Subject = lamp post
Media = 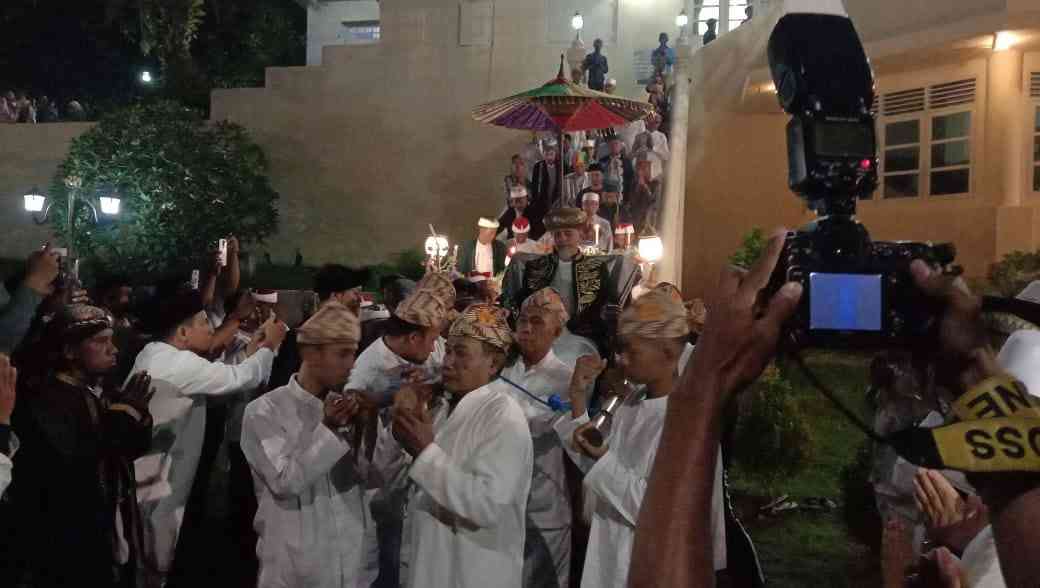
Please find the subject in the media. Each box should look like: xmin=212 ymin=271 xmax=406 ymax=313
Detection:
xmin=638 ymin=229 xmax=664 ymax=286
xmin=423 ymin=225 xmax=456 ymax=274
xmin=23 ymin=177 xmax=121 ymax=259
xmin=567 ymin=11 xmax=587 ymax=83
xmin=676 ymin=10 xmax=690 ymax=44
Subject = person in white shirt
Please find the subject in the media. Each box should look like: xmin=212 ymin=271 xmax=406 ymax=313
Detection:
xmin=580 ymin=192 xmax=614 ymax=253
xmin=499 ymin=288 xmax=576 ymax=588
xmin=347 ymin=284 xmax=453 ymax=586
xmin=130 ymin=289 xmax=287 ymax=587
xmin=241 ymin=300 xmax=377 ymax=588
xmin=458 ymin=217 xmax=508 ymax=279
xmin=633 ymin=116 xmax=670 ymax=181
xmin=392 ymin=304 xmax=534 ymax=588
xmin=555 ymin=290 xmax=726 ymax=587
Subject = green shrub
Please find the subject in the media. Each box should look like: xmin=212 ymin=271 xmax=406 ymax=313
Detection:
xmin=987 ymin=250 xmax=1040 ymax=297
xmin=730 ymin=228 xmax=767 ymax=269
xmin=49 ymin=100 xmax=279 ymax=276
xmin=839 ymin=440 xmax=882 ymax=553
xmin=731 ymin=365 xmax=814 ymax=492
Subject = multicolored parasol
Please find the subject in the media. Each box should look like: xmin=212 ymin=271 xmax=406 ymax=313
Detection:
xmin=473 ymin=56 xmax=656 ymax=207
xmin=472 ymin=57 xmax=655 ymax=133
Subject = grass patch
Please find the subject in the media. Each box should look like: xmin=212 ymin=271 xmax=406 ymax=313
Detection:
xmin=731 ymin=351 xmax=880 ymax=587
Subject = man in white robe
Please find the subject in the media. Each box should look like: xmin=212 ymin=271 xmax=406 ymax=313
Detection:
xmin=392 ymin=304 xmax=533 ymax=588
xmin=555 ymin=290 xmax=726 ymax=587
xmin=499 ymin=288 xmax=576 ymax=588
xmin=241 ymin=300 xmax=377 ymax=588
xmin=346 ymin=283 xmax=453 ymax=587
xmin=130 ymin=290 xmax=287 ymax=587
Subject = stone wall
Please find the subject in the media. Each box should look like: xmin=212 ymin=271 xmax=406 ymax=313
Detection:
xmin=212 ymin=0 xmax=688 ymax=268
xmin=0 ymin=123 xmax=93 ymax=260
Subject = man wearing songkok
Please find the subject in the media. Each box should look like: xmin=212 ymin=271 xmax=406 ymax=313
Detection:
xmin=510 ymin=216 xmax=544 ymax=256
xmin=393 ymin=304 xmax=533 ymax=587
xmin=531 ymin=139 xmax=563 ymax=221
xmin=580 ymin=192 xmax=614 ymax=253
xmin=632 ymin=114 xmax=670 ymax=181
xmin=240 ymin=301 xmax=377 ymax=588
xmin=599 ymin=136 xmax=634 ymax=197
xmin=269 ymin=264 xmax=367 ymax=390
xmin=457 ymin=217 xmax=509 ymax=279
xmin=499 ymin=288 xmax=577 ymax=587
xmin=625 ymin=155 xmax=661 ymax=236
xmin=503 ymin=208 xmax=628 ymax=355
xmin=577 ymin=162 xmax=606 ymax=204
xmin=349 ymin=284 xmax=453 ymax=587
xmin=12 ymin=305 xmax=154 ymax=588
xmin=498 ymin=185 xmax=539 ymax=242
xmin=598 ymin=178 xmax=624 ymax=229
xmin=562 ymin=152 xmax=590 ymax=210
xmin=555 ymin=290 xmax=727 ymax=587
xmin=130 ymin=289 xmax=288 ymax=587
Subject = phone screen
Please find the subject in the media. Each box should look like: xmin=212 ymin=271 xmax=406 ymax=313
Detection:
xmin=809 ymin=273 xmax=882 ymax=331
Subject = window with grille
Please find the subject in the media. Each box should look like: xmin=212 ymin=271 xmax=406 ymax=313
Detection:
xmin=1032 ymin=73 xmax=1040 ymax=192
xmin=727 ymin=0 xmax=749 ymax=32
xmin=694 ymin=0 xmax=721 ymax=36
xmin=873 ymin=78 xmax=976 ymax=199
xmin=1033 ymin=105 xmax=1040 ymax=192
xmin=343 ymin=21 xmax=380 ymax=42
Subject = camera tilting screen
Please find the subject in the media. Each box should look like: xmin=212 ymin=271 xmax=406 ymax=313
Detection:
xmin=809 ymin=273 xmax=882 ymax=332
xmin=813 ymin=121 xmax=875 ymax=159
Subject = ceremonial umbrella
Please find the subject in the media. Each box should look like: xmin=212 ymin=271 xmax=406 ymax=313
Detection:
xmin=472 ymin=56 xmax=656 ymax=201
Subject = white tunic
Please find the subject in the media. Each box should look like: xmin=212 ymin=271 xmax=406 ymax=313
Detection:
xmin=499 ymin=350 xmax=575 ymax=531
xmin=346 ymin=336 xmax=445 ymax=407
xmin=130 ymin=341 xmax=275 ymax=584
xmin=554 ymin=346 xmax=727 ymax=588
xmin=475 ymin=241 xmax=495 ymax=275
xmin=404 ymin=380 xmax=534 ymax=588
xmin=241 ymin=376 xmax=377 ymax=588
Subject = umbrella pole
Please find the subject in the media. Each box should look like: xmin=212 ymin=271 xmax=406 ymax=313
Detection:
xmin=558 ymin=129 xmax=565 ymax=208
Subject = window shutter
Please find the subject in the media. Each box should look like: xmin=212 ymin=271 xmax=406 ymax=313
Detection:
xmin=881 ymin=87 xmax=925 ymax=116
xmin=1031 ymin=72 xmax=1040 ymax=98
xmin=928 ymin=78 xmax=976 ymax=109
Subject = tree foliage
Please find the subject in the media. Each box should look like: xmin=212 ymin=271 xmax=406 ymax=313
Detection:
xmin=730 ymin=365 xmax=814 ymax=492
xmin=49 ymin=100 xmax=279 ymax=275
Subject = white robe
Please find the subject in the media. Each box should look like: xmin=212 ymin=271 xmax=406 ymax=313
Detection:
xmin=241 ymin=376 xmax=377 ymax=588
xmin=130 ymin=341 xmax=275 ymax=586
xmin=403 ymin=380 xmax=534 ymax=588
xmin=345 ymin=335 xmax=446 ymax=583
xmin=500 ymin=350 xmax=577 ymax=587
xmin=346 ymin=336 xmax=445 ymax=407
xmin=554 ymin=346 xmax=726 ymax=588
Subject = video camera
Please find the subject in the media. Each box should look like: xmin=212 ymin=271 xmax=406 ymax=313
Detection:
xmin=764 ymin=4 xmax=956 ymax=349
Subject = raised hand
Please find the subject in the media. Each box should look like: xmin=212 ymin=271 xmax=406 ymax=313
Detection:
xmin=568 ymin=354 xmax=606 ymax=417
xmin=0 ymin=354 xmax=17 ymax=425
xmin=119 ymin=372 xmax=155 ymax=418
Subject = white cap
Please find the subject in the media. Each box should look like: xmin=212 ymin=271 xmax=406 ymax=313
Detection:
xmin=998 ymin=330 xmax=1040 ymax=398
xmin=252 ymin=290 xmax=278 ymax=304
xmin=582 ymin=192 xmax=600 ymax=203
xmin=478 ymin=217 xmax=500 ymax=229
xmin=509 ymin=185 xmax=528 ymax=199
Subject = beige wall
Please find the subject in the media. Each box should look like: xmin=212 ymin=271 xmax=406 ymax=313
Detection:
xmin=679 ymin=1 xmax=1040 ymax=298
xmin=212 ymin=0 xmax=688 ymax=267
xmin=0 ymin=123 xmax=92 ymax=260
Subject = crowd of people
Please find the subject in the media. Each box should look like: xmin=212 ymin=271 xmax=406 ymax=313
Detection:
xmin=0 ymin=90 xmax=89 ymax=123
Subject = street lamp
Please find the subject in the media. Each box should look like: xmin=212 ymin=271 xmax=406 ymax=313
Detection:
xmin=23 ymin=178 xmax=122 ymax=259
xmin=571 ymin=11 xmax=584 ymax=42
xmin=638 ymin=228 xmax=664 ymax=286
xmin=141 ymin=70 xmax=154 ymax=84
xmin=23 ymin=187 xmax=45 ymax=212
xmin=677 ymin=9 xmax=690 ymax=44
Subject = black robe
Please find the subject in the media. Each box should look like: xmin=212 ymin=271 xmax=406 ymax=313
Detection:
xmin=11 ymin=374 xmax=152 ymax=588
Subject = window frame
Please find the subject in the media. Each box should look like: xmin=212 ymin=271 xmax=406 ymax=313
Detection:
xmin=878 ymin=114 xmax=923 ymax=200
xmin=1032 ymin=103 xmax=1040 ymax=194
xmin=873 ymin=103 xmax=976 ymax=200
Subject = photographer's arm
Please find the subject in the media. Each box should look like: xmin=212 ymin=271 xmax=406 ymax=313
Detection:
xmin=631 ymin=230 xmax=801 ymax=588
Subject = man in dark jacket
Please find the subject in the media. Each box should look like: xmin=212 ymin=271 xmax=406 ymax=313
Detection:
xmin=12 ymin=304 xmax=154 ymax=588
xmin=529 ymin=141 xmax=562 ymax=235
